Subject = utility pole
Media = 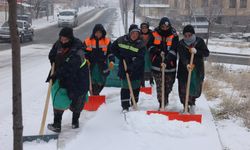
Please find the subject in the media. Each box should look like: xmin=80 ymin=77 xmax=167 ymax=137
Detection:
xmin=4 ymin=0 xmax=8 ymax=21
xmin=133 ymin=0 xmax=136 ymax=23
xmin=7 ymin=0 xmax=23 ymax=149
xmin=124 ymin=0 xmax=128 ymax=33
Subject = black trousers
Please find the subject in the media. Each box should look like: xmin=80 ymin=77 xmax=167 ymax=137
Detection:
xmin=92 ymin=84 xmax=104 ymax=95
xmin=120 ymin=88 xmax=140 ymax=110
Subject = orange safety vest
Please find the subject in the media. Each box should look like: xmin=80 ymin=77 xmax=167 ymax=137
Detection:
xmin=84 ymin=37 xmax=110 ymax=52
xmin=152 ymin=31 xmax=174 ymax=47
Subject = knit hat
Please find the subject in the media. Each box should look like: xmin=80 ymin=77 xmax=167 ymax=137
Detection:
xmin=140 ymin=22 xmax=149 ymax=29
xmin=129 ymin=24 xmax=140 ymax=33
xmin=92 ymin=24 xmax=106 ymax=38
xmin=59 ymin=27 xmax=74 ymax=40
xmin=183 ymin=25 xmax=195 ymax=34
xmin=159 ymin=17 xmax=171 ymax=27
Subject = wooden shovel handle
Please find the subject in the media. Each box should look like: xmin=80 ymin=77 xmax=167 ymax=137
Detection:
xmin=88 ymin=66 xmax=93 ymax=96
xmin=39 ymin=63 xmax=55 ymax=135
xmin=184 ymin=53 xmax=195 ymax=113
xmin=123 ymin=60 xmax=138 ymax=110
xmin=161 ymin=53 xmax=165 ymax=111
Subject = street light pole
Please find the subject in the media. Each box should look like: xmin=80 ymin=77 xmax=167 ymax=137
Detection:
xmin=133 ymin=0 xmax=135 ymax=23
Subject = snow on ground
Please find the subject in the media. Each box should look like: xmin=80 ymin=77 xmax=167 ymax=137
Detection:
xmin=208 ymin=38 xmax=250 ymax=55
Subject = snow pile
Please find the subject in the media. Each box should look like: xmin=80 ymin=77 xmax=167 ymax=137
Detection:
xmin=63 ymin=87 xmax=222 ymax=150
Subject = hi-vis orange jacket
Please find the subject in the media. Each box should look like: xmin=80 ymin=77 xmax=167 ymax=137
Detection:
xmin=83 ymin=37 xmax=115 ymax=70
xmin=150 ymin=28 xmax=179 ymax=72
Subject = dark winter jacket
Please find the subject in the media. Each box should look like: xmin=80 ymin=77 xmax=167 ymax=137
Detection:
xmin=111 ymin=35 xmax=146 ymax=80
xmin=150 ymin=27 xmax=179 ymax=73
xmin=141 ymin=29 xmax=154 ymax=49
xmin=177 ymin=36 xmax=210 ymax=83
xmin=48 ymin=37 xmax=89 ymax=101
xmin=82 ymin=24 xmax=115 ymax=76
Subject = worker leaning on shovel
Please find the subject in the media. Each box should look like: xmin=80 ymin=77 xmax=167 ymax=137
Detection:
xmin=150 ymin=17 xmax=179 ymax=110
xmin=46 ymin=27 xmax=89 ymax=133
xmin=82 ymin=24 xmax=115 ymax=95
xmin=177 ymin=25 xmax=210 ymax=114
xmin=111 ymin=24 xmax=146 ymax=112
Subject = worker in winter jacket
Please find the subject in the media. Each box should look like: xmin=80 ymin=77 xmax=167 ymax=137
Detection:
xmin=177 ymin=25 xmax=209 ymax=114
xmin=150 ymin=17 xmax=179 ymax=110
xmin=140 ymin=22 xmax=154 ymax=86
xmin=47 ymin=27 xmax=89 ymax=132
xmin=111 ymin=24 xmax=146 ymax=112
xmin=82 ymin=24 xmax=115 ymax=95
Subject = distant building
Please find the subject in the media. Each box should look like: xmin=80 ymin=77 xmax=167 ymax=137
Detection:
xmin=139 ymin=0 xmax=250 ymax=25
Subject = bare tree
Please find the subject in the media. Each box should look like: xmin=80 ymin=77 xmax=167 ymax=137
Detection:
xmin=7 ymin=0 xmax=23 ymax=150
xmin=203 ymin=0 xmax=222 ymax=45
xmin=30 ymin=0 xmax=46 ymax=19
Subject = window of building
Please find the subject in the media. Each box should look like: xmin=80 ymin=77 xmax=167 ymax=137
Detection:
xmin=185 ymin=0 xmax=190 ymax=9
xmin=229 ymin=0 xmax=236 ymax=8
xmin=240 ymin=0 xmax=247 ymax=8
xmin=174 ymin=0 xmax=178 ymax=8
xmin=202 ymin=0 xmax=208 ymax=7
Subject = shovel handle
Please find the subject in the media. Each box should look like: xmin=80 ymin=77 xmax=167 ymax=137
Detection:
xmin=123 ymin=60 xmax=138 ymax=110
xmin=39 ymin=63 xmax=55 ymax=135
xmin=160 ymin=53 xmax=165 ymax=111
xmin=88 ymin=66 xmax=93 ymax=96
xmin=184 ymin=52 xmax=195 ymax=113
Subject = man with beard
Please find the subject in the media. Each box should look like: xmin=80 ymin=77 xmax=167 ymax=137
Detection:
xmin=177 ymin=25 xmax=209 ymax=114
xmin=150 ymin=17 xmax=179 ymax=110
xmin=47 ymin=27 xmax=89 ymax=132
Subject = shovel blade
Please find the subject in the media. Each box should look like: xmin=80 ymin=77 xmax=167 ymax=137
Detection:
xmin=168 ymin=114 xmax=202 ymax=123
xmin=23 ymin=134 xmax=58 ymax=143
xmin=146 ymin=110 xmax=179 ymax=116
xmin=140 ymin=87 xmax=152 ymax=95
xmin=83 ymin=95 xmax=106 ymax=111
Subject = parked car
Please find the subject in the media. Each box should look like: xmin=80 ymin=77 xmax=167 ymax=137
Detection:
xmin=57 ymin=9 xmax=78 ymax=27
xmin=17 ymin=14 xmax=32 ymax=25
xmin=0 ymin=20 xmax=34 ymax=43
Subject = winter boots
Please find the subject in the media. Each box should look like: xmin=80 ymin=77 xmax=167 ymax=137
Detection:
xmin=47 ymin=111 xmax=63 ymax=133
xmin=72 ymin=112 xmax=80 ymax=129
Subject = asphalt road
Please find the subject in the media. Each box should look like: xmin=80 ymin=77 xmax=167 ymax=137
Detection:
xmin=0 ymin=8 xmax=116 ymax=51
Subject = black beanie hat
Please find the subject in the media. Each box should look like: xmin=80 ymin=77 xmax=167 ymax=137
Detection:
xmin=159 ymin=17 xmax=171 ymax=27
xmin=59 ymin=27 xmax=74 ymax=39
xmin=129 ymin=24 xmax=140 ymax=33
xmin=140 ymin=22 xmax=149 ymax=28
xmin=183 ymin=25 xmax=195 ymax=34
xmin=92 ymin=24 xmax=106 ymax=38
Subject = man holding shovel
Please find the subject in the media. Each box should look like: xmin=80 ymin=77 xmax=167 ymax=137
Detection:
xmin=111 ymin=24 xmax=146 ymax=112
xmin=150 ymin=17 xmax=179 ymax=110
xmin=177 ymin=25 xmax=210 ymax=114
xmin=46 ymin=27 xmax=89 ymax=132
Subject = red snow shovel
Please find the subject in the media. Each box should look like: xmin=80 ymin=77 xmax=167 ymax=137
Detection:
xmin=123 ymin=60 xmax=138 ymax=110
xmin=146 ymin=53 xmax=179 ymax=117
xmin=140 ymin=87 xmax=152 ymax=95
xmin=83 ymin=66 xmax=106 ymax=111
xmin=169 ymin=53 xmax=202 ymax=123
xmin=23 ymin=63 xmax=58 ymax=142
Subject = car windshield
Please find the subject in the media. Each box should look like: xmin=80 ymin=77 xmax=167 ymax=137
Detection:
xmin=17 ymin=22 xmax=23 ymax=28
xmin=1 ymin=22 xmax=23 ymax=28
xmin=59 ymin=11 xmax=74 ymax=16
